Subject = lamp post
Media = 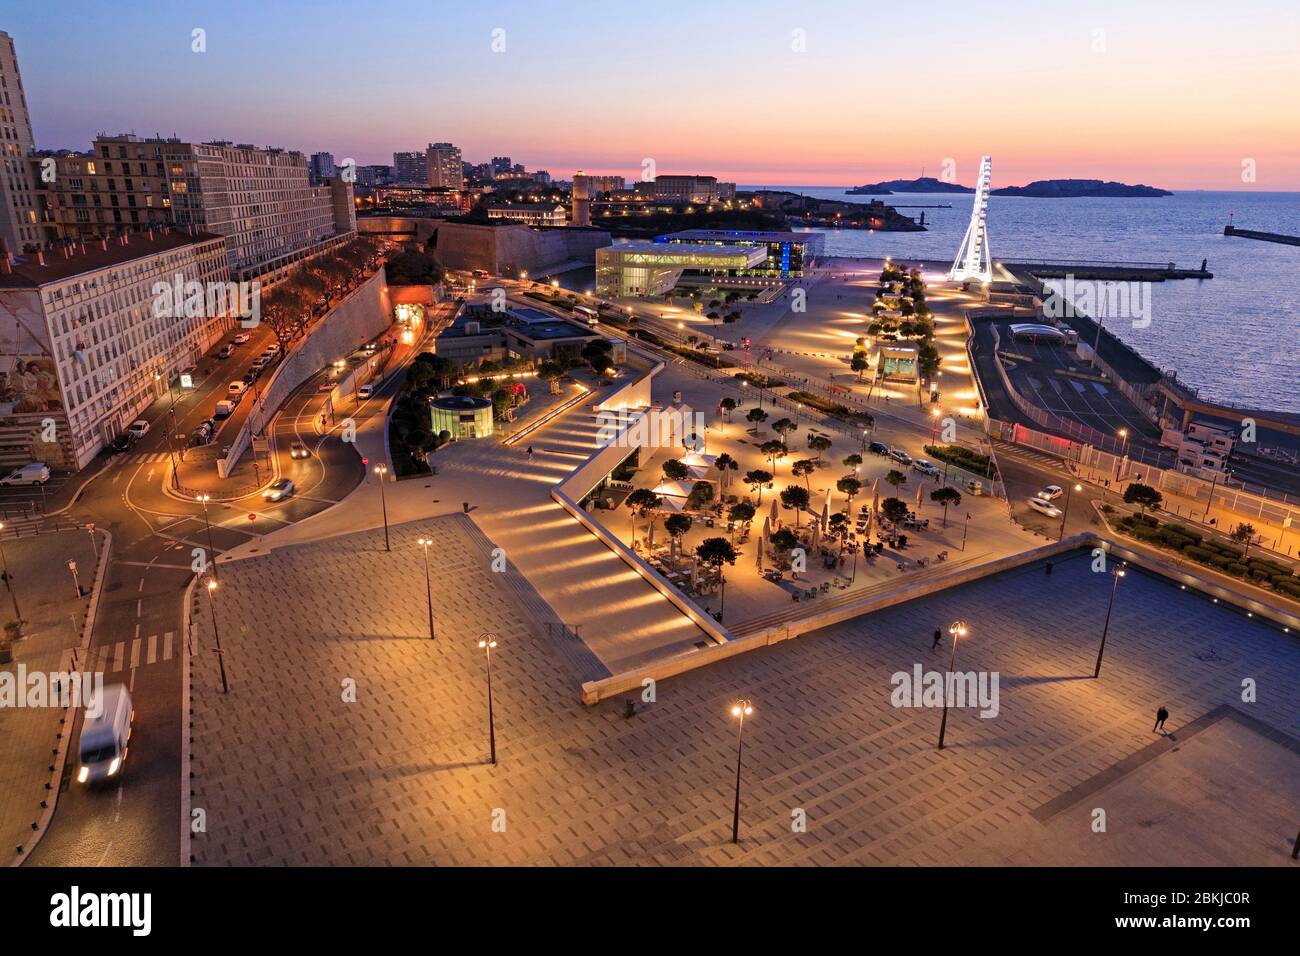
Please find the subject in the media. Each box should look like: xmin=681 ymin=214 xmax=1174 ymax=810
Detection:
xmin=1093 ymin=564 xmax=1126 ymax=679
xmin=478 ymin=634 xmax=498 ymax=765
xmin=729 ymin=698 xmax=753 ymax=844
xmin=195 ymin=495 xmax=219 ymax=582
xmin=206 ymin=578 xmax=229 ymax=693
xmin=374 ymin=463 xmax=390 ymax=551
xmin=417 ymin=536 xmax=436 ymax=640
xmin=937 ymin=621 xmax=968 ymax=749
xmin=930 ymin=406 xmax=942 ymax=443
xmin=1058 ymin=482 xmax=1083 ymax=540
xmin=0 ymin=523 xmax=23 ymax=623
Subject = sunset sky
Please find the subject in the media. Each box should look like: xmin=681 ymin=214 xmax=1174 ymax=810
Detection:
xmin=11 ymin=0 xmax=1300 ymax=189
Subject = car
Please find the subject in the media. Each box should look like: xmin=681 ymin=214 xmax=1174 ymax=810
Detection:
xmin=214 ymin=399 xmax=237 ymax=419
xmin=1026 ymin=496 xmax=1062 ymax=518
xmin=233 ymin=333 xmax=250 ymax=345
xmin=913 ymin=459 xmax=940 ymax=478
xmin=263 ymin=477 xmax=294 ymax=501
xmin=721 ymin=342 xmax=735 ymax=351
xmin=227 ymin=381 xmax=247 ymax=396
xmin=262 ymin=343 xmax=279 ymax=357
xmin=317 ymin=381 xmax=335 ymax=393
xmin=289 ymin=441 xmax=309 ymax=460
xmin=358 ymin=383 xmax=375 ymax=399
xmin=868 ymin=441 xmax=890 ymax=457
xmin=77 ymin=684 xmax=132 ymax=785
xmin=241 ymin=372 xmax=256 ymax=386
xmin=0 ymin=463 xmax=50 ymax=486
xmin=889 ymin=447 xmax=913 ymax=465
xmin=218 ymin=344 xmax=235 ymax=359
xmin=1038 ymin=485 xmax=1064 ymax=501
xmin=127 ymin=419 xmax=149 ymax=439
xmin=108 ymin=433 xmax=134 ymax=454
xmin=251 ymin=357 xmax=268 ymax=372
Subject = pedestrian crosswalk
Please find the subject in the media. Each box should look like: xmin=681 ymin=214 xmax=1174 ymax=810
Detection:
xmin=80 ymin=632 xmax=176 ymax=672
xmin=120 ymin=451 xmax=173 ymax=464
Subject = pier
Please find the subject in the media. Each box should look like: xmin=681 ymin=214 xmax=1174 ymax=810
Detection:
xmin=1001 ymin=259 xmax=1213 ymax=281
xmin=1223 ymin=225 xmax=1300 ymax=247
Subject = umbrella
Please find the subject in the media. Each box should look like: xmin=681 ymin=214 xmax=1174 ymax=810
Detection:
xmin=769 ymin=498 xmax=779 ymax=524
xmin=691 ymin=555 xmax=700 ymax=587
xmin=871 ymin=478 xmax=880 ymax=516
xmin=811 ymin=521 xmax=820 ymax=550
xmin=762 ymin=515 xmax=771 ymax=540
xmin=755 ymin=536 xmax=764 ymax=570
xmin=647 ymin=520 xmax=655 ymax=551
xmin=916 ymin=483 xmax=924 ymax=511
xmin=821 ymin=496 xmax=830 ymax=531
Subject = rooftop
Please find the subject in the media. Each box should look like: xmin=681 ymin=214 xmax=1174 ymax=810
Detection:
xmin=0 ymin=230 xmax=225 ymax=289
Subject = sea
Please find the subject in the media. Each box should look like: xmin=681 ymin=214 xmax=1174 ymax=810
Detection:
xmin=749 ymin=186 xmax=1300 ymax=414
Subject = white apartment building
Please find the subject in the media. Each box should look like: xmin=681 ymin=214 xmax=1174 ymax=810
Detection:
xmin=425 ymin=143 xmax=464 ymax=189
xmin=0 ymin=31 xmax=41 ymax=254
xmin=0 ymin=229 xmax=236 ymax=470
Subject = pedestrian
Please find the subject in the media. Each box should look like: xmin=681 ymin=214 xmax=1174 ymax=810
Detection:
xmin=1153 ymin=705 xmax=1169 ymax=734
xmin=526 ymin=445 xmax=533 ymax=462
xmin=932 ymin=627 xmax=942 ymax=650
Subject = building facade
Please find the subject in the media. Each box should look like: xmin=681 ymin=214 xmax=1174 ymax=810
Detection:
xmin=658 ymin=229 xmax=823 ymax=277
xmin=632 ymin=175 xmax=736 ymax=204
xmin=486 ymin=202 xmax=567 ymax=227
xmin=309 ymin=151 xmax=336 ymax=183
xmin=596 ymin=241 xmax=767 ymax=297
xmin=0 ymin=31 xmax=41 ymax=254
xmin=0 ymin=229 xmax=236 ymax=470
xmin=392 ymin=151 xmax=425 ymax=184
xmin=426 ymin=143 xmax=464 ymax=189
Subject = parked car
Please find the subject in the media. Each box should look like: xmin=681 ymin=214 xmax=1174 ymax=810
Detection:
xmin=358 ymin=383 xmax=375 ymax=399
xmin=0 ymin=462 xmax=50 ymax=486
xmin=77 ymin=684 xmax=133 ymax=785
xmin=233 ymin=333 xmax=251 ymax=345
xmin=913 ymin=459 xmax=940 ymax=478
xmin=868 ymin=441 xmax=890 ymax=457
xmin=889 ymin=447 xmax=913 ymax=466
xmin=241 ymin=373 xmax=255 ymax=386
xmin=108 ymin=433 xmax=134 ymax=454
xmin=127 ymin=419 xmax=149 ymax=439
xmin=289 ymin=441 xmax=309 ymax=460
xmin=227 ymin=381 xmax=247 ymax=397
xmin=262 ymin=343 xmax=279 ymax=357
xmin=251 ymin=357 xmax=268 ymax=373
xmin=214 ymin=400 xmax=237 ymax=419
xmin=218 ymin=344 xmax=235 ymax=359
xmin=263 ymin=477 xmax=294 ymax=502
xmin=1026 ymin=496 xmax=1062 ymax=518
xmin=1038 ymin=485 xmax=1064 ymax=500
xmin=191 ymin=420 xmax=215 ymax=446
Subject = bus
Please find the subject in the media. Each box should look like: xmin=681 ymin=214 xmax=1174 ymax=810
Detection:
xmin=573 ymin=305 xmax=599 ymax=327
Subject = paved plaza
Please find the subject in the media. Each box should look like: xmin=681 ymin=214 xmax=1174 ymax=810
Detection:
xmin=189 ymin=539 xmax=1300 ymax=866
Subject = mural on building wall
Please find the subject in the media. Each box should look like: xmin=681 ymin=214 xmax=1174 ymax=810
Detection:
xmin=0 ymin=356 xmax=63 ymax=415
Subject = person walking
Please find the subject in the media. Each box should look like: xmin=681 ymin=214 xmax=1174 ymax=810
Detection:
xmin=1153 ymin=705 xmax=1169 ymax=734
xmin=525 ymin=445 xmax=534 ymax=462
xmin=931 ymin=627 xmax=942 ymax=650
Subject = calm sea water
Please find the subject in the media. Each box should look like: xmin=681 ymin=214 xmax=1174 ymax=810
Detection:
xmin=747 ymin=187 xmax=1300 ymax=413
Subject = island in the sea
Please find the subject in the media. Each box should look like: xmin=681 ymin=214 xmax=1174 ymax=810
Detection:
xmin=847 ymin=175 xmax=1172 ymax=198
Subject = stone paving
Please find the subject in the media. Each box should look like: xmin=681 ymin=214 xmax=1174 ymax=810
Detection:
xmin=189 ymin=538 xmax=1300 ymax=866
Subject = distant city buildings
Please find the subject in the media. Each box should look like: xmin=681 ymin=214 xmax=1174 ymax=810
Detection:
xmin=392 ymin=151 xmax=425 ymax=185
xmin=0 ymin=229 xmax=235 ymax=468
xmin=634 ymin=174 xmax=736 ymax=204
xmin=426 ymin=143 xmax=464 ymax=189
xmin=486 ymin=202 xmax=567 ymax=227
xmin=309 ymin=151 xmax=336 ymax=183
xmin=0 ymin=31 xmax=41 ymax=253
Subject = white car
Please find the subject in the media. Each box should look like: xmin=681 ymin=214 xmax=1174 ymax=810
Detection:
xmin=889 ymin=447 xmax=912 ymax=466
xmin=1038 ymin=485 xmax=1064 ymax=500
xmin=228 ymin=381 xmax=247 ymax=396
xmin=358 ymin=383 xmax=375 ymax=399
xmin=263 ymin=477 xmax=294 ymax=501
xmin=233 ymin=333 xmax=251 ymax=345
xmin=0 ymin=462 xmax=50 ymax=486
xmin=912 ymin=459 xmax=940 ymax=478
xmin=1026 ymin=496 xmax=1062 ymax=518
xmin=127 ymin=419 xmax=150 ymax=439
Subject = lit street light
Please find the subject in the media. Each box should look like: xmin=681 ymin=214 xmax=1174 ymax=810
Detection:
xmin=478 ymin=634 xmax=499 ymax=765
xmin=195 ymin=494 xmax=219 ymax=581
xmin=1058 ymin=482 xmax=1084 ymax=540
xmin=206 ymin=578 xmax=229 ymax=693
xmin=374 ymin=463 xmax=390 ymax=551
xmin=0 ymin=523 xmax=23 ymax=623
xmin=729 ymin=698 xmax=753 ymax=844
xmin=1093 ymin=564 xmax=1127 ymax=679
xmin=937 ymin=621 xmax=968 ymax=749
xmin=417 ymin=535 xmax=436 ymax=640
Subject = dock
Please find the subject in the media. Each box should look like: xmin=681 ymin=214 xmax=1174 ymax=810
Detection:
xmin=1223 ymin=225 xmax=1300 ymax=247
xmin=1001 ymin=259 xmax=1213 ymax=281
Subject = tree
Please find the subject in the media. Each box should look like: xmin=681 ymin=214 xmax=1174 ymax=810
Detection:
xmin=770 ymin=527 xmax=799 ymax=557
xmin=695 ymin=536 xmax=739 ymax=617
xmin=807 ymin=434 xmax=833 ymax=463
xmin=686 ymin=480 xmax=715 ymax=512
xmin=262 ymin=284 xmax=310 ymax=352
xmin=744 ymin=469 xmax=773 ymax=503
xmin=1230 ymin=522 xmax=1256 ymax=558
xmin=885 ymin=468 xmax=907 ymax=490
xmin=663 ymin=459 xmax=690 ymax=482
xmin=836 ymin=476 xmax=862 ymax=512
xmin=780 ymin=485 xmax=811 ymax=527
xmin=664 ymin=514 xmax=693 ymax=561
xmin=770 ymin=417 xmax=797 ymax=449
xmin=842 ymin=453 xmax=863 ymax=470
xmin=828 ymin=511 xmax=850 ymax=555
xmin=727 ymin=501 xmax=755 ymax=539
xmin=714 ymin=452 xmax=738 ymax=490
xmin=881 ymin=497 xmax=909 ymax=524
xmin=791 ymin=458 xmax=817 ymax=489
xmin=760 ymin=439 xmax=787 ymax=473
xmin=930 ymin=486 xmax=962 ymax=528
xmin=850 ymin=352 xmax=870 ymax=380
xmin=625 ymin=488 xmax=662 ymax=546
xmin=1123 ymin=482 xmax=1163 ymax=514
xmin=720 ymin=397 xmax=737 ymax=421
xmin=745 ymin=407 xmax=769 ymax=434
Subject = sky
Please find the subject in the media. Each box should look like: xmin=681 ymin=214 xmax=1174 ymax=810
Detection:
xmin=8 ymin=0 xmax=1300 ymax=190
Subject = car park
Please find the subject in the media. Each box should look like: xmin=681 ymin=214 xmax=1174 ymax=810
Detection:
xmin=1038 ymin=485 xmax=1064 ymax=500
xmin=1026 ymin=496 xmax=1062 ymax=518
xmin=127 ymin=419 xmax=149 ymax=439
xmin=0 ymin=463 xmax=50 ymax=486
xmin=289 ymin=441 xmax=309 ymax=460
xmin=263 ymin=477 xmax=294 ymax=501
xmin=868 ymin=441 xmax=890 ymax=456
xmin=889 ymin=447 xmax=912 ymax=465
xmin=913 ymin=459 xmax=940 ymax=478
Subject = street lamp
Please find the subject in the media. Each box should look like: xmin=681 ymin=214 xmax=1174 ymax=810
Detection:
xmin=930 ymin=406 xmax=942 ymax=443
xmin=0 ymin=523 xmax=23 ymax=623
xmin=729 ymin=698 xmax=753 ymax=844
xmin=195 ymin=494 xmax=219 ymax=582
xmin=374 ymin=463 xmax=390 ymax=551
xmin=417 ymin=536 xmax=436 ymax=640
xmin=1058 ymin=482 xmax=1084 ymax=540
xmin=937 ymin=621 xmax=968 ymax=749
xmin=478 ymin=634 xmax=499 ymax=765
xmin=1093 ymin=564 xmax=1126 ymax=679
xmin=206 ymin=578 xmax=229 ymax=693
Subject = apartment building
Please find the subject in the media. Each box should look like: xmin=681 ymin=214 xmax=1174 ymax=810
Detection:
xmin=392 ymin=151 xmax=425 ymax=184
xmin=0 ymin=229 xmax=236 ymax=469
xmin=0 ymin=31 xmax=41 ymax=254
xmin=425 ymin=143 xmax=464 ymax=189
xmin=31 ymin=141 xmax=173 ymax=242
